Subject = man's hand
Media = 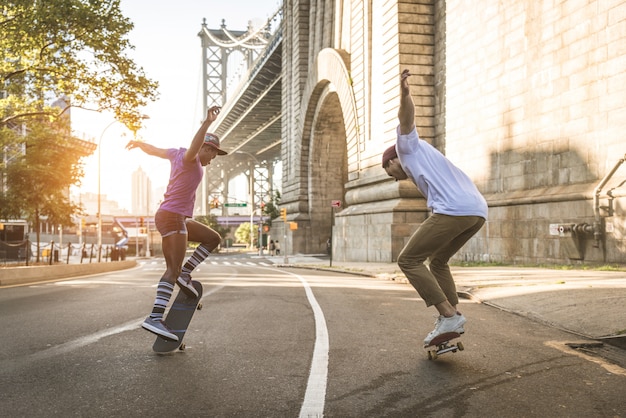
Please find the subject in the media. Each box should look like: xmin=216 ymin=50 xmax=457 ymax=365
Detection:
xmin=398 ymin=68 xmax=415 ymax=134
xmin=205 ymin=106 xmax=221 ymax=124
xmin=401 ymin=69 xmax=411 ymax=95
xmin=125 ymin=140 xmax=140 ymax=150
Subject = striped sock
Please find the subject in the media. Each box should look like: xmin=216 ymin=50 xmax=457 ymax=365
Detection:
xmin=150 ymin=281 xmax=175 ymax=320
xmin=180 ymin=244 xmax=212 ymax=279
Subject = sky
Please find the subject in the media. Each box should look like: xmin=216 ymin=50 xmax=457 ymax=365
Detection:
xmin=71 ymin=0 xmax=282 ymax=212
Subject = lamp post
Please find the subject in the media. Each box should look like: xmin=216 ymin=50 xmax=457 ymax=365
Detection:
xmin=97 ymin=115 xmax=149 ymax=259
xmin=236 ymin=151 xmax=265 ymax=255
xmin=146 ymin=185 xmax=151 ymax=257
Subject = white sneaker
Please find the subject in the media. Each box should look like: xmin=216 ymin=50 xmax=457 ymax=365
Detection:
xmin=176 ymin=275 xmax=199 ymax=297
xmin=423 ymin=313 xmax=466 ymax=346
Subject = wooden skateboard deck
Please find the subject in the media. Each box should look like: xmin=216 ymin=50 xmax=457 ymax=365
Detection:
xmin=424 ymin=331 xmax=464 ymax=360
xmin=153 ymin=281 xmax=203 ymax=354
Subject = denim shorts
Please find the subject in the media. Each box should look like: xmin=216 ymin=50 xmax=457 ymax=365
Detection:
xmin=154 ymin=209 xmax=188 ymax=238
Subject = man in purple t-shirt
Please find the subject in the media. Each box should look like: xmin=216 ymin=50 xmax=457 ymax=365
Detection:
xmin=126 ymin=105 xmax=227 ymax=342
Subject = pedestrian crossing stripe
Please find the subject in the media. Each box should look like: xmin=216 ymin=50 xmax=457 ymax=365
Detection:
xmin=138 ymin=259 xmax=273 ymax=268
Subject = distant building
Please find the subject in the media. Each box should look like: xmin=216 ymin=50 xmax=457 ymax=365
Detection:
xmin=77 ymin=192 xmax=128 ymax=216
xmin=132 ymin=166 xmax=151 ymax=216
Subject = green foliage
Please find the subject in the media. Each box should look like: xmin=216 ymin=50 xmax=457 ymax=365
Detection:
xmin=1 ymin=0 xmax=158 ymax=260
xmin=262 ymin=190 xmax=281 ymax=226
xmin=193 ymin=214 xmax=229 ymax=240
xmin=235 ymin=222 xmax=254 ymax=246
xmin=0 ymin=0 xmax=158 ymax=131
xmin=1 ymin=120 xmax=85 ymax=225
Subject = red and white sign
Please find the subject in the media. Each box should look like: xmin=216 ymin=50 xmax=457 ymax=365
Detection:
xmin=331 ymin=200 xmax=342 ymax=208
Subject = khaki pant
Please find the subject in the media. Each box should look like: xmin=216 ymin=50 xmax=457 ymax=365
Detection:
xmin=397 ymin=214 xmax=485 ymax=307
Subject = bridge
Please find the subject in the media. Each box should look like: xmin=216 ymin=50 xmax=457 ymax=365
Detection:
xmin=195 ymin=10 xmax=282 ymax=219
xmin=195 ymin=1 xmax=626 ymax=266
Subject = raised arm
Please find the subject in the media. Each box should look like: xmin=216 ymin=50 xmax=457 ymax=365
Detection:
xmin=398 ymin=69 xmax=415 ymax=135
xmin=183 ymin=106 xmax=221 ymax=163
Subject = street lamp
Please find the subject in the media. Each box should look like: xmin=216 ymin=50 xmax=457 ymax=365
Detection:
xmin=235 ymin=151 xmax=265 ymax=255
xmin=97 ymin=115 xmax=149 ymax=260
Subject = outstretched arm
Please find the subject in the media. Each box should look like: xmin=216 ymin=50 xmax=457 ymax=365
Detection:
xmin=398 ymin=69 xmax=415 ymax=135
xmin=125 ymin=140 xmax=169 ymax=159
xmin=184 ymin=106 xmax=221 ymax=163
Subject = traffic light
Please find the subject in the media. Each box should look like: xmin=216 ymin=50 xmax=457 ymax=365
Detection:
xmin=210 ymin=197 xmax=219 ymax=209
xmin=280 ymin=208 xmax=287 ymax=221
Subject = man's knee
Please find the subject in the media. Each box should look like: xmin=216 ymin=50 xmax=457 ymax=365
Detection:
xmin=429 ymin=257 xmax=449 ymax=270
xmin=201 ymin=231 xmax=221 ymax=249
xmin=397 ymin=253 xmax=424 ymax=271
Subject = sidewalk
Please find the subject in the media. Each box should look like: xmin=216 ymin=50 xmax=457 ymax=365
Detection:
xmin=275 ymin=254 xmax=626 ymax=343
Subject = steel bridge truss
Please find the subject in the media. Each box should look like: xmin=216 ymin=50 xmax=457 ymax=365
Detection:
xmin=197 ymin=7 xmax=282 ymax=216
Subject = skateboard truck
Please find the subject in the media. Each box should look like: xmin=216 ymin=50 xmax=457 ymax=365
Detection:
xmin=424 ymin=331 xmax=464 ymax=360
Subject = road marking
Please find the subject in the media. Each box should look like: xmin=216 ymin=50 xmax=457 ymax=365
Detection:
xmin=2 ymin=285 xmax=226 ymax=374
xmin=265 ymin=268 xmax=328 ymax=417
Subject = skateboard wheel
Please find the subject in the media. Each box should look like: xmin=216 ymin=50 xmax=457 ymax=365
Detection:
xmin=457 ymin=341 xmax=464 ymax=351
xmin=179 ymin=343 xmax=186 ymax=351
xmin=197 ymin=303 xmax=203 ymax=310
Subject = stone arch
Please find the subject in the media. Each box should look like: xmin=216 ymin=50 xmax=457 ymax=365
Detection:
xmin=302 ymin=48 xmax=361 ymax=181
xmin=296 ymin=48 xmax=359 ymax=253
xmin=306 ymin=84 xmax=348 ymax=253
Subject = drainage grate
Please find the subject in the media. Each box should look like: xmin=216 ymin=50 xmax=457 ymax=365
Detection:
xmin=566 ymin=339 xmax=626 ymax=369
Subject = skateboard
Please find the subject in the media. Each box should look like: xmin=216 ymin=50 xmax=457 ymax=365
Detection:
xmin=153 ymin=281 xmax=203 ymax=354
xmin=424 ymin=331 xmax=464 ymax=360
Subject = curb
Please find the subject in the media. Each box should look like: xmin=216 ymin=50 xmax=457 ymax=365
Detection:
xmin=0 ymin=260 xmax=137 ymax=287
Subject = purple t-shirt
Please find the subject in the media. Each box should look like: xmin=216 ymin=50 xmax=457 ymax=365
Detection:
xmin=158 ymin=148 xmax=203 ymax=217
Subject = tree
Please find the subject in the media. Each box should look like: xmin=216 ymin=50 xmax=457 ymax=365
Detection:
xmin=0 ymin=0 xmax=158 ymax=131
xmin=2 ymin=119 xmax=88 ymax=261
xmin=193 ymin=214 xmax=229 ymax=243
xmin=235 ymin=222 xmax=254 ymax=247
xmin=1 ymin=1 xmax=158 ymax=261
xmin=263 ymin=190 xmax=281 ymax=226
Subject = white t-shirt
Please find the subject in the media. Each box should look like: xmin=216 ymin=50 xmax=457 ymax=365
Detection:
xmin=396 ymin=126 xmax=488 ymax=219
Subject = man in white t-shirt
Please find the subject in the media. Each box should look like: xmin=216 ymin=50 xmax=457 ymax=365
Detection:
xmin=382 ymin=69 xmax=488 ymax=347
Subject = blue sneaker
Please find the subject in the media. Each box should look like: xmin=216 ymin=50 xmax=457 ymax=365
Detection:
xmin=176 ymin=275 xmax=199 ymax=297
xmin=142 ymin=317 xmax=178 ymax=341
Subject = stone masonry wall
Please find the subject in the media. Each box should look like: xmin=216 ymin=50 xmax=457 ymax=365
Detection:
xmin=283 ymin=0 xmax=626 ymax=264
xmin=444 ymin=0 xmax=626 ymax=264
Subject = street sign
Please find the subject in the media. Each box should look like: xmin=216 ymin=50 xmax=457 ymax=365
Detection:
xmin=331 ymin=200 xmax=341 ymax=208
xmin=224 ymin=203 xmax=247 ymax=207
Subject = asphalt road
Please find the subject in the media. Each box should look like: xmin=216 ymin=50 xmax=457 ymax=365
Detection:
xmin=1 ymin=254 xmax=625 ymax=417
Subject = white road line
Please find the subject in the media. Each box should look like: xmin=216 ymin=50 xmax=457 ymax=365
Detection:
xmin=262 ymin=268 xmax=328 ymax=417
xmin=5 ymin=285 xmax=227 ymax=373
